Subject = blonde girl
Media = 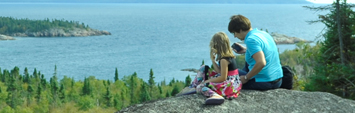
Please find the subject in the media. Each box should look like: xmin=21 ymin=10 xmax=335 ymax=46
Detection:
xmin=191 ymin=32 xmax=242 ymax=105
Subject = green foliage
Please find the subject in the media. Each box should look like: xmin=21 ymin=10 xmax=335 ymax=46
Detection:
xmin=171 ymin=85 xmax=180 ymax=96
xmin=0 ymin=66 xmax=186 ymax=112
xmin=185 ymin=75 xmax=192 ymax=87
xmin=303 ymin=1 xmax=355 ymax=99
xmin=139 ymin=82 xmax=151 ymax=102
xmin=0 ymin=16 xmax=90 ymax=35
xmin=114 ymin=68 xmax=119 ymax=82
xmin=77 ymin=95 xmax=95 ymax=111
xmin=148 ymin=68 xmax=155 ymax=88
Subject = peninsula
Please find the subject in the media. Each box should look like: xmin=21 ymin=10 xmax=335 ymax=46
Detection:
xmin=0 ymin=16 xmax=111 ymax=39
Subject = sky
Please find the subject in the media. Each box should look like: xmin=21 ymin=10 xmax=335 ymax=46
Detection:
xmin=307 ymin=0 xmax=355 ymax=4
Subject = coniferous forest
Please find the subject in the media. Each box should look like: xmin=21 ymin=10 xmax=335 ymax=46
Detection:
xmin=0 ymin=16 xmax=89 ymax=35
xmin=0 ymin=66 xmax=190 ymax=112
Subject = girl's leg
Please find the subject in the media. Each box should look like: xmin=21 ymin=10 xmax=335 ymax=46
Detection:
xmin=196 ymin=84 xmax=224 ymax=105
xmin=190 ymin=65 xmax=208 ymax=88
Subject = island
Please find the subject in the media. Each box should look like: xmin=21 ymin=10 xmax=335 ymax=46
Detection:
xmin=0 ymin=16 xmax=111 ymax=40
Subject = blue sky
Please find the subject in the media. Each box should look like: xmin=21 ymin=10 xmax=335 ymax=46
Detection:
xmin=308 ymin=0 xmax=355 ymax=4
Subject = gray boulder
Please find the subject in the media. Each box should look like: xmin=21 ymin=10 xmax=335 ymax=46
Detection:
xmin=0 ymin=34 xmax=15 ymax=40
xmin=271 ymin=32 xmax=313 ymax=44
xmin=118 ymin=89 xmax=355 ymax=113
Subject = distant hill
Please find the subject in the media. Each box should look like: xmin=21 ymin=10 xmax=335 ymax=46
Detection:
xmin=1 ymin=0 xmax=312 ymax=4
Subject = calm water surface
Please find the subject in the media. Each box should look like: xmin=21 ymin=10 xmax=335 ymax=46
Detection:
xmin=0 ymin=3 xmax=325 ymax=82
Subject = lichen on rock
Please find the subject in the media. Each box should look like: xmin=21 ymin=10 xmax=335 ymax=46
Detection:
xmin=118 ymin=89 xmax=355 ymax=113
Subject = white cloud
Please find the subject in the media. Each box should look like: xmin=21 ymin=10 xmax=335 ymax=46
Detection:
xmin=307 ymin=0 xmax=355 ymax=4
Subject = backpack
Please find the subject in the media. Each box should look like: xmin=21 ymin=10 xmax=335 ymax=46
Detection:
xmin=280 ymin=66 xmax=294 ymax=89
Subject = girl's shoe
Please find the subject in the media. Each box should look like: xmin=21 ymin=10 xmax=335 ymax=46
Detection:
xmin=205 ymin=95 xmax=224 ymax=105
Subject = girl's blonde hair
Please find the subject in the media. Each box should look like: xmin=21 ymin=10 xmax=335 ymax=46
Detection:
xmin=210 ymin=32 xmax=235 ymax=61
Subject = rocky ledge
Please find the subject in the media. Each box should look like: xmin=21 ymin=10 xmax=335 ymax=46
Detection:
xmin=0 ymin=34 xmax=15 ymax=40
xmin=271 ymin=32 xmax=313 ymax=44
xmin=118 ymin=89 xmax=355 ymax=113
xmin=9 ymin=28 xmax=111 ymax=37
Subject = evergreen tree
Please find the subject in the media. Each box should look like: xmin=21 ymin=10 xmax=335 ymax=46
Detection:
xmin=158 ymin=84 xmax=162 ymax=94
xmin=148 ymin=69 xmax=155 ymax=87
xmin=129 ymin=75 xmax=137 ymax=104
xmin=114 ymin=68 xmax=119 ymax=82
xmin=23 ymin=67 xmax=29 ymax=83
xmin=104 ymin=87 xmax=112 ymax=107
xmin=41 ymin=74 xmax=46 ymax=89
xmin=6 ymin=71 xmax=20 ymax=108
xmin=201 ymin=60 xmax=205 ymax=66
xmin=50 ymin=67 xmax=59 ymax=106
xmin=0 ymin=68 xmax=2 ymax=82
xmin=113 ymin=94 xmax=120 ymax=110
xmin=185 ymin=75 xmax=192 ymax=87
xmin=139 ymin=82 xmax=151 ymax=102
xmin=33 ymin=68 xmax=38 ymax=79
xmin=107 ymin=79 xmax=111 ymax=86
xmin=27 ymin=85 xmax=34 ymax=106
xmin=59 ymin=83 xmax=66 ymax=103
xmin=71 ymin=77 xmax=75 ymax=88
xmin=82 ymin=77 xmax=92 ymax=96
xmin=304 ymin=0 xmax=355 ymax=99
xmin=171 ymin=85 xmax=180 ymax=96
xmin=165 ymin=91 xmax=171 ymax=97
xmin=36 ymin=85 xmax=41 ymax=103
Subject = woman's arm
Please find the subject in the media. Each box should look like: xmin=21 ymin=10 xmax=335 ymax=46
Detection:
xmin=240 ymin=51 xmax=266 ymax=84
xmin=205 ymin=59 xmax=229 ymax=83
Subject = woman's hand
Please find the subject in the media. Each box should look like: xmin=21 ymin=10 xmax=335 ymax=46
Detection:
xmin=232 ymin=43 xmax=246 ymax=54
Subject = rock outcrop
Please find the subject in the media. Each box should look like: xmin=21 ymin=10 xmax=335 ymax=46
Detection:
xmin=9 ymin=28 xmax=111 ymax=37
xmin=0 ymin=34 xmax=15 ymax=40
xmin=271 ymin=32 xmax=313 ymax=44
xmin=118 ymin=89 xmax=355 ymax=113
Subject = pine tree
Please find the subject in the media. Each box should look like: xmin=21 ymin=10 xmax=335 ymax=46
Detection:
xmin=304 ymin=0 xmax=355 ymax=99
xmin=0 ymin=68 xmax=2 ymax=82
xmin=104 ymin=87 xmax=112 ymax=107
xmin=114 ymin=68 xmax=119 ymax=82
xmin=33 ymin=68 xmax=38 ymax=79
xmin=50 ymin=66 xmax=59 ymax=106
xmin=107 ymin=79 xmax=111 ymax=86
xmin=185 ymin=75 xmax=192 ymax=87
xmin=82 ymin=77 xmax=92 ymax=96
xmin=165 ymin=91 xmax=171 ymax=97
xmin=139 ymin=82 xmax=151 ymax=102
xmin=59 ymin=83 xmax=66 ymax=103
xmin=35 ymin=85 xmax=41 ymax=103
xmin=6 ymin=70 xmax=20 ymax=108
xmin=148 ymin=69 xmax=155 ymax=87
xmin=27 ymin=85 xmax=34 ymax=106
xmin=171 ymin=85 xmax=180 ymax=96
xmin=71 ymin=77 xmax=75 ymax=88
xmin=23 ymin=67 xmax=29 ymax=83
xmin=113 ymin=95 xmax=120 ymax=110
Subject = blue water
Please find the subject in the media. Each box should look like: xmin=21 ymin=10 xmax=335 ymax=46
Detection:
xmin=0 ymin=3 xmax=325 ymax=82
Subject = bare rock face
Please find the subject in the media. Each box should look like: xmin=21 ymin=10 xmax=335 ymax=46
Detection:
xmin=0 ymin=34 xmax=15 ymax=40
xmin=118 ymin=89 xmax=355 ymax=113
xmin=271 ymin=33 xmax=313 ymax=44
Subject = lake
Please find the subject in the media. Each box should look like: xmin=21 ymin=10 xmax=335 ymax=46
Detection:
xmin=0 ymin=3 xmax=326 ymax=82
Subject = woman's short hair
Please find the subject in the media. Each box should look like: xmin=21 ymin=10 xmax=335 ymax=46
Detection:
xmin=228 ymin=15 xmax=251 ymax=33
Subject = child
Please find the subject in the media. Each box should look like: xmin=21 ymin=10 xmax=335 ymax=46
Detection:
xmin=191 ymin=32 xmax=242 ymax=105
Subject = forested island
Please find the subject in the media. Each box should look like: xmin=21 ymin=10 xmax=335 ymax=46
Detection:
xmin=0 ymin=17 xmax=111 ymax=38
